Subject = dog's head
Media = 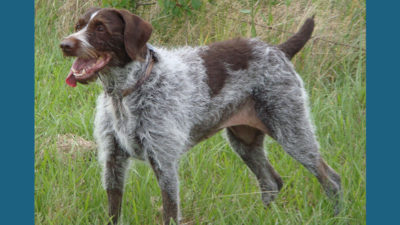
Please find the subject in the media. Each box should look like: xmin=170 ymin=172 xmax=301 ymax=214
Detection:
xmin=60 ymin=8 xmax=152 ymax=87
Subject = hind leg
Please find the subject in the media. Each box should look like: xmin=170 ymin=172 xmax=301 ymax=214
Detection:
xmin=253 ymin=83 xmax=342 ymax=214
xmin=227 ymin=125 xmax=283 ymax=206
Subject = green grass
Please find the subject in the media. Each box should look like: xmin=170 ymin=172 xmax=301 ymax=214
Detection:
xmin=35 ymin=0 xmax=366 ymax=224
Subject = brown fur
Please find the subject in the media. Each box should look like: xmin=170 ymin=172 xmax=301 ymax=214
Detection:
xmin=60 ymin=37 xmax=81 ymax=57
xmin=228 ymin=125 xmax=260 ymax=145
xmin=105 ymin=139 xmax=129 ymax=225
xmin=117 ymin=9 xmax=152 ymax=61
xmin=278 ymin=16 xmax=315 ymax=59
xmin=160 ymin=190 xmax=179 ymax=225
xmin=200 ymin=38 xmax=255 ymax=96
xmin=86 ymin=10 xmax=129 ymax=65
xmin=63 ymin=8 xmax=152 ymax=67
xmin=219 ymin=99 xmax=270 ymax=135
xmin=107 ymin=189 xmax=123 ymax=225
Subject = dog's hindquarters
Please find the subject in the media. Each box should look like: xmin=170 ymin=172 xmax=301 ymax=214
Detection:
xmin=251 ymin=49 xmax=342 ymax=213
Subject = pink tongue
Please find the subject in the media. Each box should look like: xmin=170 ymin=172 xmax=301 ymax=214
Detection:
xmin=66 ymin=70 xmax=77 ymax=87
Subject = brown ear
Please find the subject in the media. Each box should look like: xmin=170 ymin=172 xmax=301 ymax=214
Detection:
xmin=117 ymin=9 xmax=152 ymax=61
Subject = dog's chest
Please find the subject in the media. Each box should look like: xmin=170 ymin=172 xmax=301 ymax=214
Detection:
xmin=113 ymin=117 xmax=143 ymax=159
xmin=97 ymin=95 xmax=145 ymax=159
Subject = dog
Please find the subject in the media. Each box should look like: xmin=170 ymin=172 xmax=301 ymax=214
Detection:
xmin=60 ymin=7 xmax=342 ymax=225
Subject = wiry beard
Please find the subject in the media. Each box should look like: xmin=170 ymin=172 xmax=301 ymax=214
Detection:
xmin=98 ymin=60 xmax=145 ymax=96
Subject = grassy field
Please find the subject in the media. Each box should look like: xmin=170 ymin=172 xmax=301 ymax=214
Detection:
xmin=35 ymin=0 xmax=366 ymax=224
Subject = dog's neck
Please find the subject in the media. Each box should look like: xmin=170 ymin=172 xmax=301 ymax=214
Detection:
xmin=98 ymin=60 xmax=144 ymax=96
xmin=97 ymin=59 xmax=148 ymax=119
xmin=98 ymin=47 xmax=155 ymax=98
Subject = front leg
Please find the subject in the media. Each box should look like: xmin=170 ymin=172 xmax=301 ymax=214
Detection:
xmin=99 ymin=136 xmax=130 ymax=225
xmin=148 ymin=153 xmax=180 ymax=225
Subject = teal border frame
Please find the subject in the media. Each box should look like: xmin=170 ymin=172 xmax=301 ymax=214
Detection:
xmin=0 ymin=0 xmax=396 ymax=224
xmin=0 ymin=1 xmax=34 ymax=224
xmin=366 ymin=0 xmax=400 ymax=224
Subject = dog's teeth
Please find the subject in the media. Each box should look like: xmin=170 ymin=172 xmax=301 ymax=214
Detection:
xmin=82 ymin=69 xmax=87 ymax=74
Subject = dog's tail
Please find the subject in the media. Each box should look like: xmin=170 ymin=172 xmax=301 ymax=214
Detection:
xmin=277 ymin=15 xmax=315 ymax=59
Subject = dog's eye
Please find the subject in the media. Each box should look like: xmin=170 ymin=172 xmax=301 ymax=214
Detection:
xmin=96 ymin=24 xmax=105 ymax=32
xmin=75 ymin=24 xmax=81 ymax=31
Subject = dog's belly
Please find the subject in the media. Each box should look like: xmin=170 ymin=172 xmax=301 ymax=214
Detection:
xmin=218 ymin=99 xmax=268 ymax=133
xmin=199 ymin=99 xmax=270 ymax=142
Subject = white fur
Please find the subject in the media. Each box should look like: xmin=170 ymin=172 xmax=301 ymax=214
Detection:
xmin=66 ymin=11 xmax=99 ymax=49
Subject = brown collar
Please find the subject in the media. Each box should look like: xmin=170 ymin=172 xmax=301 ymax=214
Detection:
xmin=122 ymin=47 xmax=157 ymax=97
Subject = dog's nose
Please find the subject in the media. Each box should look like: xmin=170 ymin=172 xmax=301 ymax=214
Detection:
xmin=60 ymin=39 xmax=73 ymax=50
xmin=60 ymin=38 xmax=79 ymax=56
xmin=60 ymin=38 xmax=78 ymax=56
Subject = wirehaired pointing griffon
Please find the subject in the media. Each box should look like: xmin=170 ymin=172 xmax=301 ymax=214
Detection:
xmin=60 ymin=7 xmax=342 ymax=225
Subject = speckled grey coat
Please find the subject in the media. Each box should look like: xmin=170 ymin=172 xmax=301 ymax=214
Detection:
xmin=61 ymin=8 xmax=341 ymax=225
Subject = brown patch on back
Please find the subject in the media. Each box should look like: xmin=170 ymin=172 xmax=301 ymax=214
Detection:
xmin=200 ymin=38 xmax=255 ymax=96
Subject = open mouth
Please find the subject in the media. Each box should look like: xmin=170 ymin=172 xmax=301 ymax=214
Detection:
xmin=66 ymin=54 xmax=111 ymax=87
